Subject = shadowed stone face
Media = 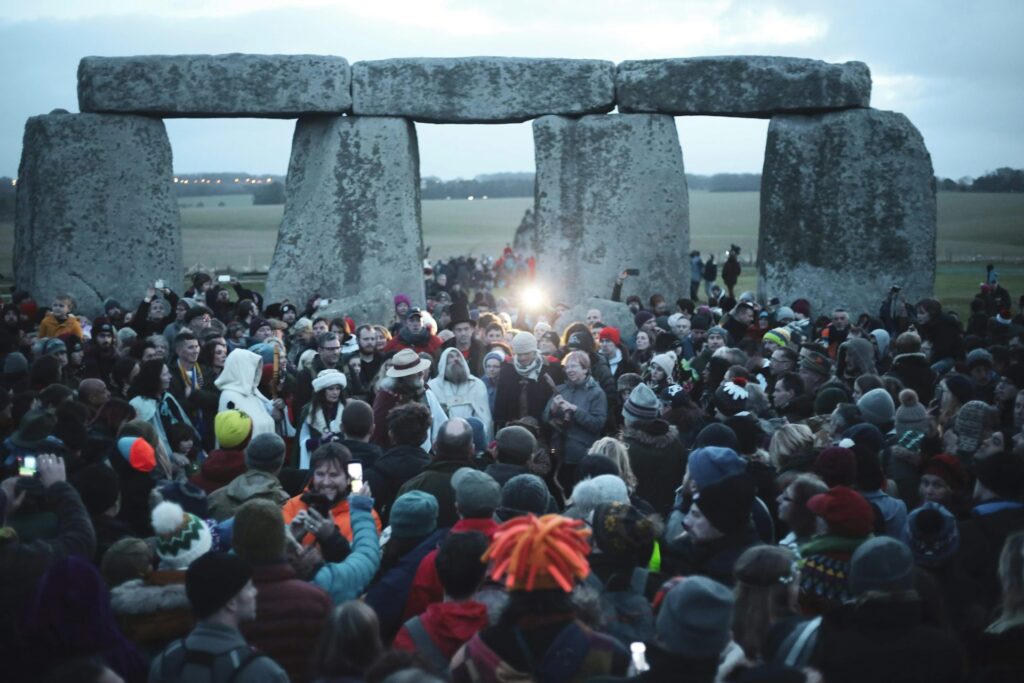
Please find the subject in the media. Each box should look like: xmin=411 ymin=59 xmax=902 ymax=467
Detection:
xmin=532 ymin=114 xmax=690 ymax=305
xmin=15 ymin=112 xmax=182 ymax=317
xmin=758 ymin=108 xmax=936 ymax=316
xmin=265 ymin=116 xmax=423 ymax=308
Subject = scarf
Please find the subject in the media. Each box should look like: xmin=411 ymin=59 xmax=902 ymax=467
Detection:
xmin=398 ymin=325 xmax=431 ymax=347
xmin=513 ymin=354 xmax=543 ymax=381
xmin=308 ymin=402 xmax=342 ymax=437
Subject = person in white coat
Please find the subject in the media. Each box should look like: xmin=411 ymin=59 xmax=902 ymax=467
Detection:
xmin=429 ymin=347 xmax=493 ymax=440
xmin=214 ymin=349 xmax=280 ymax=446
xmin=296 ymin=368 xmax=347 ymax=469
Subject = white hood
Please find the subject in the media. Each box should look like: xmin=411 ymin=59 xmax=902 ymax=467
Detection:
xmin=215 ymin=348 xmax=262 ymax=396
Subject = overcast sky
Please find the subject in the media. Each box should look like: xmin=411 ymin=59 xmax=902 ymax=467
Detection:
xmin=1 ymin=0 xmax=1021 ymax=180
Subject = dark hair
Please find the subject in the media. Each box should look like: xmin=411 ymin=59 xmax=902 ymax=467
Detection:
xmin=132 ymin=359 xmax=167 ymax=399
xmin=173 ymin=330 xmax=198 ymax=349
xmin=111 ymin=357 xmax=139 ymax=393
xmin=773 ymin=347 xmax=798 ymax=363
xmin=484 ymin=322 xmax=504 ymax=337
xmin=197 ymin=339 xmax=226 ymax=367
xmin=317 ymin=331 xmax=340 ymax=349
xmin=854 ymin=374 xmax=885 ymax=397
xmin=387 ymin=403 xmax=432 ymax=446
xmin=310 ymin=601 xmax=383 ymax=679
xmin=30 ymin=354 xmax=62 ymax=389
xmin=39 ymin=383 xmax=74 ymax=409
xmin=778 ymin=371 xmax=805 ymax=396
xmin=167 ymin=422 xmax=197 ymax=452
xmin=90 ymin=397 xmax=135 ymax=432
xmin=341 ymin=400 xmax=374 ymax=439
xmin=436 ymin=531 xmax=489 ymax=600
xmin=433 ymin=418 xmax=473 ymax=461
xmin=309 ymin=442 xmax=352 ymax=472
xmin=784 ymin=474 xmax=828 ymax=538
xmin=676 ymin=298 xmax=695 ymax=314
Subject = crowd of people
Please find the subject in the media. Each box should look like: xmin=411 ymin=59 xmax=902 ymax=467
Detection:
xmin=1 ymin=258 xmax=1023 ymax=683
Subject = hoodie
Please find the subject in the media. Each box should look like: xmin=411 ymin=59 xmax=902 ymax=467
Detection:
xmin=215 ymin=349 xmax=275 ymax=442
xmin=428 ymin=347 xmax=493 ymax=440
xmin=393 ymin=600 xmax=490 ymax=661
xmin=207 ymin=471 xmax=290 ymax=522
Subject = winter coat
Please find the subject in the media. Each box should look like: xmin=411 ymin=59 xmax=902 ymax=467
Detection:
xmin=311 ymin=495 xmax=382 ymax=604
xmin=215 ymin=349 xmax=276 ymax=442
xmin=295 ymin=400 xmax=343 ymax=469
xmin=365 ymin=444 xmax=431 ymax=520
xmin=722 ymin=256 xmax=741 ymax=285
xmin=207 ymin=470 xmax=290 ymax=522
xmin=429 ymin=348 xmax=494 ymax=439
xmin=129 ymin=393 xmax=193 ymax=461
xmin=149 ymin=620 xmax=289 ymax=683
xmin=690 ymin=254 xmax=704 ymax=283
xmin=887 ymin=352 xmax=937 ymax=406
xmin=110 ymin=570 xmax=193 ymax=658
xmin=241 ymin=561 xmax=332 ymax=683
xmin=340 ymin=439 xmax=383 ymax=469
xmin=370 ymin=385 xmax=448 ymax=450
xmin=662 ymin=527 xmax=762 ymax=587
xmin=282 ymin=490 xmax=382 ymax=547
xmin=397 ymin=459 xmax=467 ymax=529
xmin=622 ymin=423 xmax=686 ymax=516
xmin=960 ymin=500 xmax=1024 ymax=608
xmin=973 ymin=618 xmax=1024 ymax=683
xmin=393 ymin=600 xmax=490 ymax=663
xmin=493 ymin=360 xmax=559 ymax=428
xmin=190 ymin=448 xmax=246 ymax=494
xmin=918 ymin=313 xmax=964 ymax=363
xmin=484 ymin=461 xmax=530 ymax=487
xmin=364 ymin=528 xmax=448 ymax=643
xmin=38 ymin=313 xmax=83 ymax=339
xmin=166 ymin=360 xmax=219 ymax=451
xmin=0 ymin=482 xmax=96 ymax=643
xmin=543 ymin=375 xmax=608 ymax=465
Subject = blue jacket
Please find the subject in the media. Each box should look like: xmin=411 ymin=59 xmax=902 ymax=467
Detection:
xmin=312 ymin=495 xmax=381 ymax=603
xmin=365 ymin=527 xmax=448 ymax=643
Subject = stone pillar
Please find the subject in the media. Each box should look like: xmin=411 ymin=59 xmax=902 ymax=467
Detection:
xmin=758 ymin=108 xmax=936 ymax=316
xmin=265 ymin=116 xmax=423 ymax=308
xmin=532 ymin=114 xmax=689 ymax=305
xmin=15 ymin=111 xmax=182 ymax=317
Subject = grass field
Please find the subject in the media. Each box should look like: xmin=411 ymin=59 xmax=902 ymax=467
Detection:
xmin=1 ymin=191 xmax=1022 ymax=316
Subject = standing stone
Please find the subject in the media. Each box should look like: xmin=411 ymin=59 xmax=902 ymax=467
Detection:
xmin=616 ymin=57 xmax=870 ymax=117
xmin=15 ymin=111 xmax=182 ymax=317
xmin=758 ymin=108 xmax=936 ymax=317
xmin=352 ymin=58 xmax=615 ymax=123
xmin=265 ymin=116 xmax=423 ymax=310
xmin=78 ymin=54 xmax=351 ymax=117
xmin=533 ymin=114 xmax=689 ymax=306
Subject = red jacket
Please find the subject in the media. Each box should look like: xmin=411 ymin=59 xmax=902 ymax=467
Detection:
xmin=383 ymin=334 xmax=444 ymax=357
xmin=241 ymin=562 xmax=333 ymax=683
xmin=393 ymin=600 xmax=490 ymax=662
xmin=404 ymin=517 xmax=498 ymax=619
xmin=190 ymin=449 xmax=246 ymax=494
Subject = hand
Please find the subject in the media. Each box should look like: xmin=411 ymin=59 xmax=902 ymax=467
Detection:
xmin=290 ymin=510 xmax=310 ymax=542
xmin=1 ymin=477 xmax=27 ymax=519
xmin=304 ymin=507 xmax=337 ymax=542
xmin=36 ymin=454 xmax=66 ymax=488
xmin=145 ymin=287 xmax=156 ymax=300
xmin=616 ymin=270 xmax=629 ymax=284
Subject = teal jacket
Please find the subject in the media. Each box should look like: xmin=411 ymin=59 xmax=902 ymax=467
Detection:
xmin=312 ymin=494 xmax=381 ymax=603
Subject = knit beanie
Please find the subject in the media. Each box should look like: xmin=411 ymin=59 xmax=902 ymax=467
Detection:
xmin=151 ymin=501 xmax=214 ymax=570
xmin=791 ymin=299 xmax=811 ymax=317
xmin=101 ymin=537 xmax=153 ymax=587
xmin=511 ymin=332 xmax=538 ymax=354
xmin=104 ymin=298 xmax=122 ymax=312
xmin=895 ymin=389 xmax=930 ymax=435
xmin=687 ymin=446 xmax=747 ymax=490
xmin=623 ymin=383 xmax=660 ymax=423
xmin=856 ymin=388 xmax=896 ymax=429
xmin=650 ymin=352 xmax=676 ymax=378
xmin=451 ymin=468 xmax=502 ymax=517
xmin=634 ymin=310 xmax=655 ymax=330
xmin=966 ymin=348 xmax=994 ymax=371
xmin=245 ymin=432 xmax=286 ymax=471
xmin=484 ymin=350 xmax=505 ymax=366
xmin=841 ymin=423 xmax=886 ymax=456
xmin=215 ymin=409 xmax=254 ymax=450
xmin=660 ymin=383 xmax=690 ymax=410
xmin=943 ymin=374 xmax=974 ymax=405
xmin=3 ymin=351 xmax=29 ymax=375
xmin=694 ymin=472 xmax=755 ymax=535
xmin=591 ymin=501 xmax=656 ymax=564
xmin=233 ymin=499 xmax=287 ymax=564
xmin=186 ymin=552 xmax=253 ymax=619
xmin=807 ymin=486 xmax=874 ymax=538
xmin=973 ymin=450 xmax=1024 ymax=500
xmin=800 ymin=351 xmax=832 ymax=378
xmin=389 ymin=491 xmax=439 ymax=539
xmin=762 ymin=329 xmax=790 ymax=349
xmin=656 ymin=576 xmax=735 ymax=659
xmin=71 ymin=464 xmax=120 ymax=516
xmin=157 ymin=481 xmax=210 ymax=519
xmin=848 ymin=537 xmax=915 ymax=596
xmin=117 ymin=436 xmax=157 ymax=473
xmin=813 ymin=447 xmax=857 ymax=487
xmin=904 ymin=503 xmax=959 ymax=567
xmin=690 ymin=312 xmax=711 ymax=331
xmin=312 ymin=368 xmax=347 ymax=392
xmin=598 ymin=326 xmax=622 ymax=347
xmin=706 ymin=326 xmax=731 ymax=346
xmin=249 ymin=317 xmax=271 ymax=337
xmin=954 ymin=401 xmax=993 ymax=455
xmin=814 ymin=386 xmax=851 ymax=416
xmin=714 ymin=378 xmax=749 ymax=417
xmin=775 ymin=307 xmax=796 ymax=323
xmin=694 ymin=423 xmax=739 ymax=450
xmin=496 ymin=474 xmax=551 ymax=521
xmin=921 ymin=454 xmax=969 ymax=494
xmin=724 ymin=414 xmax=762 ymax=456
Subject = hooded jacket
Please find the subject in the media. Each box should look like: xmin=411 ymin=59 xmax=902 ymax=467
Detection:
xmin=207 ymin=470 xmax=290 ymax=522
xmin=110 ymin=570 xmax=193 ymax=657
xmin=621 ymin=423 xmax=686 ymax=516
xmin=215 ymin=349 xmax=275 ymax=442
xmin=393 ymin=600 xmax=491 ymax=661
xmin=429 ymin=347 xmax=493 ymax=440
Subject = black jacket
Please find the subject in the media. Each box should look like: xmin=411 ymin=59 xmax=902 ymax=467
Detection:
xmin=365 ymin=444 xmax=430 ymax=520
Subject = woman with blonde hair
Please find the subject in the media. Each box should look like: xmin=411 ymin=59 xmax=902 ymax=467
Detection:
xmin=587 ymin=436 xmax=638 ymax=492
xmin=974 ymin=531 xmax=1024 ymax=678
xmin=732 ymin=545 xmax=800 ymax=662
xmin=769 ymin=423 xmax=816 ymax=477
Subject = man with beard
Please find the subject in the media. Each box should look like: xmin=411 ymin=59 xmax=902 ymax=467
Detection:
xmin=292 ymin=332 xmax=343 ymax=426
xmin=493 ymin=332 xmax=561 ymax=429
xmin=82 ymin=319 xmax=120 ymax=388
xmin=344 ymin=325 xmax=384 ymax=403
xmin=371 ymin=349 xmax=447 ymax=449
xmin=440 ymin=302 xmax=485 ymax=377
xmin=383 ymin=308 xmax=443 ymax=357
xmin=429 ymin=349 xmax=493 ymax=439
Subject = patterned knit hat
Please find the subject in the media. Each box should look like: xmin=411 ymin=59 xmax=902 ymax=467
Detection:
xmin=151 ymin=501 xmax=214 ymax=570
xmin=954 ymin=401 xmax=994 ymax=455
xmin=904 ymin=502 xmax=959 ymax=567
xmin=895 ymin=389 xmax=930 ymax=435
xmin=762 ymin=328 xmax=791 ymax=349
xmin=713 ymin=378 xmax=749 ymax=417
xmin=591 ymin=501 xmax=656 ymax=564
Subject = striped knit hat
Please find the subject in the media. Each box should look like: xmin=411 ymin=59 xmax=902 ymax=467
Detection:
xmin=151 ymin=501 xmax=213 ymax=570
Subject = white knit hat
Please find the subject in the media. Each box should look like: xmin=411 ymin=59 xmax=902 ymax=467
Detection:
xmin=151 ymin=501 xmax=213 ymax=570
xmin=312 ymin=368 xmax=347 ymax=392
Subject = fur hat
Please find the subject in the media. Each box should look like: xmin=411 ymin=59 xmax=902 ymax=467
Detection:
xmin=695 ymin=472 xmax=755 ymax=535
xmin=623 ymin=383 xmax=660 ymax=423
xmin=895 ymin=389 xmax=930 ymax=435
xmin=807 ymin=486 xmax=874 ymax=538
xmin=214 ymin=409 xmax=254 ymax=450
xmin=151 ymin=501 xmax=214 ymax=570
xmin=849 ymin=537 xmax=915 ymax=596
xmin=857 ymin=388 xmax=896 ymax=429
xmin=713 ymin=378 xmax=749 ymax=417
xmin=312 ymin=368 xmax=347 ymax=392
xmin=687 ymin=446 xmax=746 ymax=490
xmin=656 ymin=576 xmax=735 ymax=659
xmin=233 ymin=499 xmax=286 ymax=564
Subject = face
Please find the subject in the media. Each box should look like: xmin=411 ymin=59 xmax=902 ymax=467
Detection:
xmin=178 ymin=339 xmax=200 ymax=364
xmin=485 ymin=358 xmax=501 ymax=379
xmin=599 ymin=338 xmax=617 ymax=357
xmin=253 ymin=325 xmax=272 ymax=343
xmin=1014 ymin=390 xmax=1024 ymax=429
xmin=375 ymin=329 xmax=387 ymax=350
xmin=319 ymin=338 xmax=341 ymax=366
xmin=313 ymin=460 xmax=349 ymax=499
xmin=324 ymin=385 xmax=342 ymax=404
xmin=735 ymin=308 xmax=754 ymax=325
xmin=282 ymin=310 xmax=296 ymax=324
xmin=916 ymin=306 xmax=931 ymax=326
xmin=832 ymin=311 xmax=849 ymax=330
xmin=919 ymin=474 xmax=951 ymax=504
xmin=141 ymin=347 xmax=160 ymax=362
xmin=770 ymin=351 xmax=793 ymax=377
xmin=649 ymin=364 xmax=666 ymax=383
xmin=777 ymin=484 xmax=796 ymax=524
xmin=772 ymin=380 xmax=794 ymax=409
xmin=216 ymin=289 xmax=230 ymax=302
xmin=486 ymin=327 xmax=504 ymax=343
xmin=177 ymin=438 xmax=194 ymax=454
xmin=683 ymin=504 xmax=722 ymax=541
xmin=642 ymin=318 xmax=658 ymax=335
xmin=406 ymin=316 xmax=423 ymax=334
xmin=357 ymin=328 xmax=376 ymax=354
xmin=994 ymin=378 xmax=1018 ymax=403
xmin=176 ymin=303 xmax=188 ymax=321
xmin=586 ymin=309 xmax=602 ymax=327
xmin=516 ymin=351 xmax=537 ymax=367
xmin=635 ymin=331 xmax=651 ymax=351
xmin=190 ymin=314 xmax=212 ymax=332
xmin=672 ymin=318 xmax=691 ymax=337
xmin=160 ymin=365 xmax=172 ymax=392
xmin=51 ymin=299 xmax=69 ymax=320
xmin=799 ymin=367 xmax=820 ymax=391
xmin=213 ymin=343 xmax=227 ymax=368
xmin=396 ymin=302 xmax=410 ymax=317
xmin=453 ymin=322 xmax=474 ymax=347
xmin=234 ymin=580 xmax=258 ymax=623
xmin=149 ymin=301 xmax=167 ymax=320
xmin=539 ymin=337 xmax=558 ymax=355
xmin=706 ymin=333 xmax=725 ymax=351
xmin=565 ymin=357 xmax=587 ymax=384
xmin=312 ymin=320 xmax=329 ymax=335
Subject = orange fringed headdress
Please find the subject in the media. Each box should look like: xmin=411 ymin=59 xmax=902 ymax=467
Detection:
xmin=483 ymin=514 xmax=592 ymax=592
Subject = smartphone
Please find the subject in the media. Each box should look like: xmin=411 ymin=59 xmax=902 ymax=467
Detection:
xmin=347 ymin=462 xmax=363 ymax=493
xmin=18 ymin=455 xmax=37 ymax=477
xmin=154 ymin=279 xmax=165 ymax=289
xmin=625 ymin=268 xmax=640 ymax=276
xmin=217 ymin=274 xmax=231 ymax=283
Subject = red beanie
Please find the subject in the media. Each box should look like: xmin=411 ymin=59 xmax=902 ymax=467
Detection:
xmin=807 ymin=486 xmax=874 ymax=538
xmin=598 ymin=326 xmax=621 ymax=347
xmin=813 ymin=447 xmax=858 ymax=488
xmin=922 ymin=453 xmax=969 ymax=493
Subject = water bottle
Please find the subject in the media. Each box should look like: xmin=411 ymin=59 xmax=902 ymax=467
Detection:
xmin=629 ymin=641 xmax=650 ymax=674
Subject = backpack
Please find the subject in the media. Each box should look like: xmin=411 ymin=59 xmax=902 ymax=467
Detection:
xmin=585 ymin=566 xmax=655 ymax=645
xmin=157 ymin=638 xmax=269 ymax=683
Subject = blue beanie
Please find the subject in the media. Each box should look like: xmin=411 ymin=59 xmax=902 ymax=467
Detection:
xmin=687 ymin=446 xmax=746 ymax=490
xmin=389 ymin=491 xmax=438 ymax=539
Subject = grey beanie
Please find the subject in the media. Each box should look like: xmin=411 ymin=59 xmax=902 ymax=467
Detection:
xmin=656 ymin=576 xmax=735 ymax=659
xmin=3 ymin=351 xmax=29 ymax=374
xmin=495 ymin=426 xmax=537 ymax=461
xmin=775 ymin=306 xmax=796 ymax=322
xmin=451 ymin=467 xmax=501 ymax=517
xmin=856 ymin=388 xmax=896 ymax=429
xmin=623 ymin=383 xmax=660 ymax=423
xmin=245 ymin=432 xmax=286 ymax=471
xmin=496 ymin=474 xmax=550 ymax=521
xmin=895 ymin=389 xmax=930 ymax=435
xmin=389 ymin=490 xmax=438 ymax=539
xmin=848 ymin=536 xmax=915 ymax=596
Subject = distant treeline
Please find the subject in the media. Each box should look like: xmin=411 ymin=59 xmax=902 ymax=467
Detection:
xmin=421 ymin=172 xmax=764 ymax=198
xmin=936 ymin=167 xmax=1024 ymax=193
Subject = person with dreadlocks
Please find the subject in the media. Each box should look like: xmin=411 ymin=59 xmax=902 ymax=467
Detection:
xmin=450 ymin=514 xmax=630 ymax=682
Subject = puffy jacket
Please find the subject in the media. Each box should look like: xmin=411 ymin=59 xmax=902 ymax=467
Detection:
xmin=282 ymin=491 xmax=382 ymax=546
xmin=312 ymin=495 xmax=382 ymax=603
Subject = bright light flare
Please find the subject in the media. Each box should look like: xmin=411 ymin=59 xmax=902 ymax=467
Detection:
xmin=520 ymin=286 xmax=548 ymax=311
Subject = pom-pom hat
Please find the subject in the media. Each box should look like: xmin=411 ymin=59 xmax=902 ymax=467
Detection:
xmin=151 ymin=500 xmax=213 ymax=570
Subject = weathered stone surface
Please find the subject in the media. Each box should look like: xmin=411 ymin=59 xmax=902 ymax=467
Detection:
xmin=15 ymin=111 xmax=182 ymax=317
xmin=758 ymin=108 xmax=935 ymax=317
xmin=616 ymin=56 xmax=870 ymax=117
xmin=78 ymin=54 xmax=351 ymax=117
xmin=265 ymin=116 xmax=424 ymax=310
xmin=317 ymin=285 xmax=395 ymax=329
xmin=532 ymin=114 xmax=689 ymax=306
xmin=554 ymin=298 xmax=636 ymax=337
xmin=352 ymin=58 xmax=615 ymax=123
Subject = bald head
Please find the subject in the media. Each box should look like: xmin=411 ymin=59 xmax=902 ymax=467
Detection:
xmin=435 ymin=418 xmax=474 ymax=462
xmin=78 ymin=378 xmax=110 ymax=409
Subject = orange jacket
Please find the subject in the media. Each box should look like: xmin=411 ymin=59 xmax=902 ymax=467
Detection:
xmin=281 ymin=493 xmax=382 ymax=545
xmin=38 ymin=313 xmax=83 ymax=339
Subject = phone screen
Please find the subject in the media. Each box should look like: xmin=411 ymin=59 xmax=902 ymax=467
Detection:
xmin=218 ymin=275 xmax=231 ymax=283
xmin=347 ymin=462 xmax=363 ymax=492
xmin=19 ymin=456 xmax=37 ymax=477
